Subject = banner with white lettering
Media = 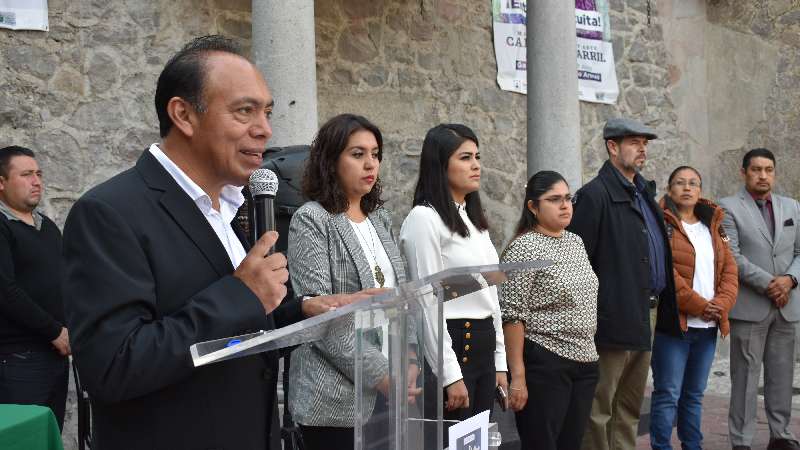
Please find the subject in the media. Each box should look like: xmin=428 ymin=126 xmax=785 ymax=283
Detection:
xmin=576 ymin=0 xmax=618 ymax=104
xmin=0 ymin=0 xmax=48 ymax=31
xmin=491 ymin=0 xmax=527 ymax=94
xmin=491 ymin=0 xmax=618 ymax=103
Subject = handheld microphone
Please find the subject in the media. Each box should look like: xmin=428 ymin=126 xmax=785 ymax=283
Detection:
xmin=248 ymin=168 xmax=279 ymax=254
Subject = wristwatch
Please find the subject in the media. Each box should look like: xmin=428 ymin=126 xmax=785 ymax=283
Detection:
xmin=786 ymin=274 xmax=798 ymax=289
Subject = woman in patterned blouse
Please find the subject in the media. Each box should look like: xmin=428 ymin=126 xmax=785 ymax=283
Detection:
xmin=500 ymin=170 xmax=600 ymax=450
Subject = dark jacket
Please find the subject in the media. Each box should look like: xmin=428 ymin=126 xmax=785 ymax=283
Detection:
xmin=568 ymin=161 xmax=681 ymax=350
xmin=63 ymin=150 xmax=303 ymax=450
xmin=660 ymin=196 xmax=738 ymax=336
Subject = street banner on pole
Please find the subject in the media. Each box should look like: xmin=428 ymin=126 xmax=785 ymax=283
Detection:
xmin=491 ymin=0 xmax=527 ymax=94
xmin=492 ymin=0 xmax=619 ymax=104
xmin=576 ymin=0 xmax=619 ymax=104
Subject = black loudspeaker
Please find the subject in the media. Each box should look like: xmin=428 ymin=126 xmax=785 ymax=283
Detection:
xmin=235 ymin=145 xmax=310 ymax=249
xmin=261 ymin=145 xmax=310 ymax=253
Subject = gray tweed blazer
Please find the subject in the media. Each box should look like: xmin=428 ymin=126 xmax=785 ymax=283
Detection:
xmin=286 ymin=201 xmax=407 ymax=427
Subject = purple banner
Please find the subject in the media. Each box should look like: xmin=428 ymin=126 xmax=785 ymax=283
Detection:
xmin=576 ymin=0 xmax=603 ymax=40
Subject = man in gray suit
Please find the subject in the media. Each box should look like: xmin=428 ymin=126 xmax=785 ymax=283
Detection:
xmin=720 ymin=148 xmax=800 ymax=450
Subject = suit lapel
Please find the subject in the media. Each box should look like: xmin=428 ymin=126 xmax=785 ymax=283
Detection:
xmin=332 ymin=213 xmax=375 ymax=289
xmin=738 ymin=187 xmax=773 ymax=246
xmin=136 ymin=151 xmax=235 ymax=277
xmin=231 ymin=219 xmax=252 ymax=251
xmin=369 ymin=212 xmax=406 ymax=283
xmin=772 ymin=195 xmax=785 ymax=248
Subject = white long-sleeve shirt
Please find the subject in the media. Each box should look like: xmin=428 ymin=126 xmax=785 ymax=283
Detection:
xmin=399 ymin=204 xmax=507 ymax=386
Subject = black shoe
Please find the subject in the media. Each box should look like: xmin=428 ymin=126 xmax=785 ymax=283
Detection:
xmin=732 ymin=446 xmax=751 ymax=450
xmin=768 ymin=439 xmax=800 ymax=450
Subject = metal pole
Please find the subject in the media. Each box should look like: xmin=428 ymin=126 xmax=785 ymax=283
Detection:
xmin=252 ymin=0 xmax=318 ymax=147
xmin=526 ymin=1 xmax=582 ymax=188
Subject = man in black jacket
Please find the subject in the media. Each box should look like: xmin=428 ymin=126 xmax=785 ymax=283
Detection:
xmin=568 ymin=118 xmax=681 ymax=450
xmin=62 ymin=36 xmax=372 ymax=450
xmin=0 ymin=145 xmax=70 ymax=430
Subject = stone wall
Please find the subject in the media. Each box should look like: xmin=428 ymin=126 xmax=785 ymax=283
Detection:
xmin=0 ymin=0 xmax=252 ymax=228
xmin=2 ymin=1 xmax=800 ymax=449
xmin=580 ymin=0 xmax=685 ymax=199
xmin=661 ymin=0 xmax=800 ymax=202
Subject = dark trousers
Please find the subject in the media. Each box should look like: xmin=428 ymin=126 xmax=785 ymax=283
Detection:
xmin=300 ymin=425 xmax=353 ymax=450
xmin=0 ymin=349 xmax=69 ymax=430
xmin=515 ymin=340 xmax=598 ymax=450
xmin=423 ymin=317 xmax=497 ymax=449
xmin=298 ymin=396 xmax=389 ymax=450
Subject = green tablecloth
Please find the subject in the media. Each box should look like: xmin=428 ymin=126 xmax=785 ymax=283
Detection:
xmin=0 ymin=404 xmax=63 ymax=450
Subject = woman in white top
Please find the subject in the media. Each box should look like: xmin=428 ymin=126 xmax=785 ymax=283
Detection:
xmin=400 ymin=124 xmax=508 ymax=437
xmin=649 ymin=166 xmax=738 ymax=450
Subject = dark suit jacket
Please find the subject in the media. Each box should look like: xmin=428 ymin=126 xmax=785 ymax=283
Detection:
xmin=62 ymin=150 xmax=302 ymax=450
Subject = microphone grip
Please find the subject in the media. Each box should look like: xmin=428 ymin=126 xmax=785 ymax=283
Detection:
xmin=253 ymin=195 xmax=276 ymax=255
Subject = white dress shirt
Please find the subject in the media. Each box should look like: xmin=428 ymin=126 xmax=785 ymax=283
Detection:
xmin=400 ymin=204 xmax=507 ymax=386
xmin=148 ymin=144 xmax=247 ymax=268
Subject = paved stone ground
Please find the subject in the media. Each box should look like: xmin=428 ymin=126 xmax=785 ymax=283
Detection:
xmin=496 ymin=342 xmax=800 ymax=450
xmin=635 ymin=353 xmax=800 ymax=450
xmin=636 ymin=391 xmax=800 ymax=450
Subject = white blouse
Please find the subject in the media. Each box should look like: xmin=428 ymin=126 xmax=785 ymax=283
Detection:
xmin=399 ymin=204 xmax=507 ymax=386
xmin=348 ymin=218 xmax=397 ymax=289
xmin=682 ymin=220 xmax=716 ymax=328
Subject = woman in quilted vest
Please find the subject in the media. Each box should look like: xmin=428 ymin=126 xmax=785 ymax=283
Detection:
xmin=648 ymin=165 xmax=739 ymax=450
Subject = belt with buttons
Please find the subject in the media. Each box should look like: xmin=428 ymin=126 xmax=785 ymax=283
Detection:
xmin=463 ymin=321 xmax=470 ymax=364
xmin=446 ymin=318 xmax=493 ymax=364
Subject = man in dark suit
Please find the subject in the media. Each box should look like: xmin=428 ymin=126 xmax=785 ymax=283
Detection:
xmin=62 ymin=35 xmax=366 ymax=450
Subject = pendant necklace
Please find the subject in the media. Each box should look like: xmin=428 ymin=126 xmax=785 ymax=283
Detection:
xmin=353 ymin=219 xmax=385 ymax=288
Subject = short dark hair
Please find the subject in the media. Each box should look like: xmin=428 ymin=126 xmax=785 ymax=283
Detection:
xmin=302 ymin=114 xmax=384 ymax=214
xmin=667 ymin=165 xmax=702 ymax=186
xmin=155 ymin=35 xmax=245 ymax=138
xmin=742 ymin=148 xmax=775 ymax=170
xmin=0 ymin=146 xmax=35 ymax=178
xmin=412 ymin=123 xmax=488 ymax=238
xmin=512 ymin=170 xmax=568 ymax=238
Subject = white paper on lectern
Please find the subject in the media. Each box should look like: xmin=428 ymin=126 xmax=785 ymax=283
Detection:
xmin=447 ymin=409 xmax=489 ymax=450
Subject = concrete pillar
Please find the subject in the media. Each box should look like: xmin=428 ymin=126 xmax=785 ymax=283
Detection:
xmin=526 ymin=1 xmax=582 ymax=188
xmin=251 ymin=0 xmax=318 ymax=147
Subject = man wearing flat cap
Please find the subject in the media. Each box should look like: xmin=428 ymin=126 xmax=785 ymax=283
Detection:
xmin=569 ymin=117 xmax=681 ymax=450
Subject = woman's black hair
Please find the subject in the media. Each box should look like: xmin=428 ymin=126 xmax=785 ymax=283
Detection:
xmin=302 ymin=113 xmax=384 ymax=214
xmin=512 ymin=170 xmax=568 ymax=238
xmin=667 ymin=165 xmax=702 ymax=186
xmin=412 ymin=123 xmax=488 ymax=237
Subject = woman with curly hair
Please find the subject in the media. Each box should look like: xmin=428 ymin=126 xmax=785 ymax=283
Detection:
xmin=287 ymin=113 xmax=418 ymax=449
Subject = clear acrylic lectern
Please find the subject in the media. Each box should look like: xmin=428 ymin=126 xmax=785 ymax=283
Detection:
xmin=191 ymin=261 xmax=550 ymax=450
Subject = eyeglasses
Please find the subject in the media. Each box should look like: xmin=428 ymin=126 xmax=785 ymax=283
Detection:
xmin=671 ymin=179 xmax=702 ymax=188
xmin=541 ymin=194 xmax=573 ymax=206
